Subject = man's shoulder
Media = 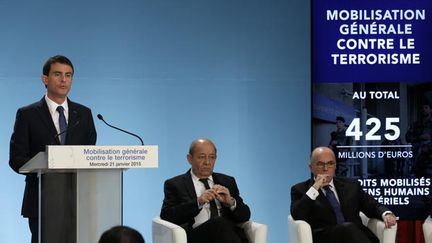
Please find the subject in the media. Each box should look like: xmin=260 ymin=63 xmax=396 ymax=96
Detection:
xmin=213 ymin=172 xmax=234 ymax=180
xmin=17 ymin=98 xmax=45 ymax=112
xmin=334 ymin=177 xmax=360 ymax=187
xmin=16 ymin=98 xmax=92 ymax=113
xmin=291 ymin=178 xmax=313 ymax=190
xmin=68 ymin=100 xmax=92 ymax=112
xmin=164 ymin=171 xmax=190 ymax=183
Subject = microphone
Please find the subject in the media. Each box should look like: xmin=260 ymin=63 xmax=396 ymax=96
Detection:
xmin=97 ymin=114 xmax=144 ymax=145
xmin=52 ymin=120 xmax=80 ymax=145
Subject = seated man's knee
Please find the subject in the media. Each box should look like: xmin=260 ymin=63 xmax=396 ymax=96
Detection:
xmin=335 ymin=222 xmax=373 ymax=243
xmin=208 ymin=216 xmax=235 ymax=230
xmin=339 ymin=222 xmax=357 ymax=230
xmin=337 ymin=222 xmax=361 ymax=235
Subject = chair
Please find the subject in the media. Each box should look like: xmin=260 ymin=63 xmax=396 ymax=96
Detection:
xmin=423 ymin=215 xmax=432 ymax=243
xmin=152 ymin=217 xmax=268 ymax=243
xmin=288 ymin=212 xmax=397 ymax=243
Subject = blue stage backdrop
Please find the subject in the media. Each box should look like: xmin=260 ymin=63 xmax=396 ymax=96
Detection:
xmin=0 ymin=1 xmax=309 ymax=243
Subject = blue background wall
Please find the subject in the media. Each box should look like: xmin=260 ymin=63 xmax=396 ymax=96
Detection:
xmin=0 ymin=0 xmax=310 ymax=242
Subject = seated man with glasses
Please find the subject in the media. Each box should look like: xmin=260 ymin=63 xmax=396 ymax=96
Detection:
xmin=160 ymin=138 xmax=251 ymax=243
xmin=290 ymin=147 xmax=397 ymax=243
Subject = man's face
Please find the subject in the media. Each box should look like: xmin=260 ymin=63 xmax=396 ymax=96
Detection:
xmin=336 ymin=120 xmax=345 ymax=130
xmin=41 ymin=63 xmax=73 ymax=102
xmin=187 ymin=141 xmax=217 ymax=178
xmin=422 ymin=105 xmax=431 ymax=117
xmin=309 ymin=148 xmax=337 ymax=181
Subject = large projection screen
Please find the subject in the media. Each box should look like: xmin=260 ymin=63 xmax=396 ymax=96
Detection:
xmin=311 ymin=0 xmax=432 ymax=241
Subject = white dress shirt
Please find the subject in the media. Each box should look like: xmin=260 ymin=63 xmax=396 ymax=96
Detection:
xmin=190 ymin=171 xmax=223 ymax=228
xmin=44 ymin=94 xmax=69 ymax=135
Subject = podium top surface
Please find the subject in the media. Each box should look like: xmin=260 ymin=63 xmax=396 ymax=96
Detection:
xmin=19 ymin=152 xmax=48 ymax=173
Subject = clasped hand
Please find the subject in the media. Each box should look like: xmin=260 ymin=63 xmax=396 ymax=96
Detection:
xmin=198 ymin=184 xmax=234 ymax=207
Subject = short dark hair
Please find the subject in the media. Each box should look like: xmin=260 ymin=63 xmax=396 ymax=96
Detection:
xmin=336 ymin=116 xmax=345 ymax=123
xmin=98 ymin=225 xmax=145 ymax=243
xmin=42 ymin=55 xmax=74 ymax=76
xmin=188 ymin=138 xmax=217 ymax=155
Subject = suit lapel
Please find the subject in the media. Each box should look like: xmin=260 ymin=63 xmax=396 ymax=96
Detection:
xmin=212 ymin=173 xmax=220 ymax=184
xmin=333 ymin=178 xmax=348 ymax=215
xmin=183 ymin=170 xmax=197 ymax=199
xmin=35 ymin=97 xmax=59 ymax=144
xmin=333 ymin=179 xmax=345 ymax=203
xmin=67 ymin=100 xmax=79 ymax=144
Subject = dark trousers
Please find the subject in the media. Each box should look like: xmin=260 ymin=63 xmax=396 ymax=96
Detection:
xmin=29 ymin=217 xmax=38 ymax=243
xmin=188 ymin=216 xmax=248 ymax=243
xmin=314 ymin=222 xmax=379 ymax=243
xmin=27 ymin=173 xmax=76 ymax=243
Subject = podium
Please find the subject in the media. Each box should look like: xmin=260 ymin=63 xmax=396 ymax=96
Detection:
xmin=19 ymin=145 xmax=158 ymax=243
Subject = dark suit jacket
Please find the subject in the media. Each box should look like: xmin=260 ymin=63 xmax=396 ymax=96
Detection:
xmin=291 ymin=177 xmax=388 ymax=234
xmin=160 ymin=170 xmax=251 ymax=231
xmin=9 ymin=97 xmax=97 ymax=217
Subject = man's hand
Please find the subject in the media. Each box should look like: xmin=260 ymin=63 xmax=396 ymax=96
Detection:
xmin=313 ymin=174 xmax=331 ymax=190
xmin=197 ymin=189 xmax=218 ymax=206
xmin=383 ymin=213 xmax=398 ymax=228
xmin=213 ymin=184 xmax=235 ymax=207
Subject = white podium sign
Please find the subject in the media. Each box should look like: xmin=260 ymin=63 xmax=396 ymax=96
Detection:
xmin=47 ymin=145 xmax=158 ymax=169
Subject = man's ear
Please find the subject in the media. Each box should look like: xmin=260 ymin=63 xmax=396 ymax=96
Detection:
xmin=187 ymin=154 xmax=192 ymax=165
xmin=41 ymin=75 xmax=48 ymax=87
xmin=309 ymin=164 xmax=313 ymax=171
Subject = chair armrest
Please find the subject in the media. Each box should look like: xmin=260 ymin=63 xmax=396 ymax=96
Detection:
xmin=423 ymin=216 xmax=432 ymax=243
xmin=366 ymin=218 xmax=397 ymax=243
xmin=288 ymin=215 xmax=313 ymax=243
xmin=360 ymin=211 xmax=397 ymax=243
xmin=360 ymin=212 xmax=370 ymax=226
xmin=152 ymin=217 xmax=187 ymax=243
xmin=239 ymin=221 xmax=268 ymax=243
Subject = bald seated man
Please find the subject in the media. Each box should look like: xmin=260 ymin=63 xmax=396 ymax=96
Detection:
xmin=160 ymin=138 xmax=251 ymax=243
xmin=290 ymin=147 xmax=397 ymax=243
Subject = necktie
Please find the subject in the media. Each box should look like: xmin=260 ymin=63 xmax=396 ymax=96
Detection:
xmin=57 ymin=106 xmax=67 ymax=145
xmin=323 ymin=185 xmax=345 ymax=224
xmin=199 ymin=178 xmax=219 ymax=218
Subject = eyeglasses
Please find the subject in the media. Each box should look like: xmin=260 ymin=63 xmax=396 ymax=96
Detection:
xmin=314 ymin=161 xmax=336 ymax=169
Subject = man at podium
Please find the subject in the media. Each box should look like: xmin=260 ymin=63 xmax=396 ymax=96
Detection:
xmin=9 ymin=55 xmax=97 ymax=243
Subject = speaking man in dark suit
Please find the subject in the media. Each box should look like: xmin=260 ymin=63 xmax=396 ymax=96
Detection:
xmin=291 ymin=147 xmax=397 ymax=243
xmin=9 ymin=55 xmax=97 ymax=243
xmin=160 ymin=138 xmax=251 ymax=243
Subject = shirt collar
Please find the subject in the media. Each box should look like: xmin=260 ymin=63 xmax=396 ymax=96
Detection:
xmin=328 ymin=179 xmax=335 ymax=188
xmin=190 ymin=170 xmax=214 ymax=183
xmin=45 ymin=94 xmax=69 ymax=115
